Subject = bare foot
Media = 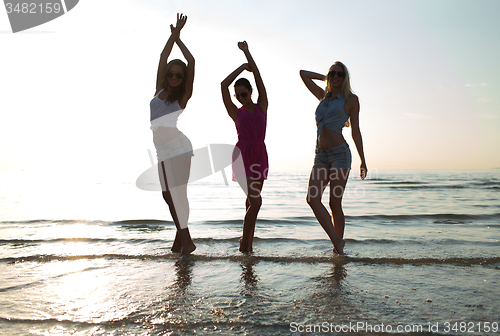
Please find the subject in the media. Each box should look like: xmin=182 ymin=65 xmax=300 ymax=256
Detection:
xmin=333 ymin=239 xmax=345 ymax=256
xmin=171 ymin=243 xmax=182 ymax=253
xmin=181 ymin=242 xmax=196 ymax=255
xmin=171 ymin=233 xmax=182 ymax=253
xmin=239 ymin=238 xmax=252 ymax=253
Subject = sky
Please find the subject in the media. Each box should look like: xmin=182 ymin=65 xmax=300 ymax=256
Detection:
xmin=1 ymin=0 xmax=499 ymax=184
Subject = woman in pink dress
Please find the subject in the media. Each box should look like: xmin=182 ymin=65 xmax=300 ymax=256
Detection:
xmin=221 ymin=41 xmax=268 ymax=252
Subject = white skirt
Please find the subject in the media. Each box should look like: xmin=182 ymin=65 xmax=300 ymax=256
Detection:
xmin=155 ymin=132 xmax=193 ymax=162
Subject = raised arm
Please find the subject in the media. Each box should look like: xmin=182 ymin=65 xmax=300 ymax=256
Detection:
xmin=238 ymin=41 xmax=267 ymax=114
xmin=221 ymin=63 xmax=251 ymax=122
xmin=155 ymin=13 xmax=186 ymax=93
xmin=299 ymin=70 xmax=326 ymax=101
xmin=347 ymin=95 xmax=367 ymax=179
xmin=174 ymin=30 xmax=195 ymax=108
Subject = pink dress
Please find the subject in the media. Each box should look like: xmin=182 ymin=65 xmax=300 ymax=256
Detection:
xmin=232 ymin=104 xmax=269 ymax=181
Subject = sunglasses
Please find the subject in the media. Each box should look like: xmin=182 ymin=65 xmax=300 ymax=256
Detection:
xmin=235 ymin=92 xmax=248 ymax=100
xmin=328 ymin=71 xmax=345 ymax=78
xmin=167 ymin=72 xmax=184 ymax=79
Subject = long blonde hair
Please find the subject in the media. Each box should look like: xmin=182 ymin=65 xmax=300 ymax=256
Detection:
xmin=325 ymin=61 xmax=353 ymax=127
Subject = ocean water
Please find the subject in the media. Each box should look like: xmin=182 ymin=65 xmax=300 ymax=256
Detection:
xmin=0 ymin=169 xmax=499 ymax=335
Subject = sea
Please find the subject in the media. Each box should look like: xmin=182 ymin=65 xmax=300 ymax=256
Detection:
xmin=0 ymin=169 xmax=499 ymax=335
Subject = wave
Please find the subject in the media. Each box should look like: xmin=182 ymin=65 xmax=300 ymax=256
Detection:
xmin=2 ymin=213 xmax=499 ymax=227
xmin=0 ymin=237 xmax=166 ymax=245
xmin=2 ymin=236 xmax=499 ymax=247
xmin=2 ymin=253 xmax=499 ymax=267
xmin=347 ymin=213 xmax=500 ymax=223
xmin=0 ymin=219 xmax=110 ymax=226
xmin=370 ymin=181 xmax=429 ymax=185
xmin=388 ymin=185 xmax=467 ymax=189
xmin=471 ymin=181 xmax=500 ymax=187
xmin=110 ymin=219 xmax=173 ymax=225
xmin=0 ymin=316 xmax=138 ymax=330
xmin=326 ymin=213 xmax=500 ymax=227
xmin=202 ymin=217 xmax=318 ymax=225
xmin=0 ymin=316 xmax=281 ymax=334
xmin=369 ymin=180 xmax=500 ymax=190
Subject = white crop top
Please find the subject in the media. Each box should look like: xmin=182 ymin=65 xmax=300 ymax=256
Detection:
xmin=150 ymin=89 xmax=184 ymax=131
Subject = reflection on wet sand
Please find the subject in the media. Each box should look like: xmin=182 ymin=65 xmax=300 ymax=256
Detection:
xmin=171 ymin=258 xmax=194 ymax=294
xmin=240 ymin=259 xmax=259 ymax=295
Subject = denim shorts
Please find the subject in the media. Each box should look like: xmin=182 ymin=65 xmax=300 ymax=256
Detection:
xmin=314 ymin=142 xmax=352 ymax=169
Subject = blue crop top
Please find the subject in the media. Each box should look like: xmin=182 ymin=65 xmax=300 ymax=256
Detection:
xmin=315 ymin=92 xmax=349 ymax=147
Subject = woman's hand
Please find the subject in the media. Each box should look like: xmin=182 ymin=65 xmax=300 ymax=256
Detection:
xmin=360 ymin=162 xmax=368 ymax=180
xmin=171 ymin=13 xmax=187 ymax=33
xmin=238 ymin=41 xmax=249 ymax=52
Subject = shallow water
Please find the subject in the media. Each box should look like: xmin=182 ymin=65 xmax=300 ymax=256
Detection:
xmin=1 ymin=169 xmax=499 ymax=335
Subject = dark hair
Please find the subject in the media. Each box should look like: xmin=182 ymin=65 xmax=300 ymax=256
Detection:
xmin=161 ymin=59 xmax=187 ymax=104
xmin=234 ymin=78 xmax=252 ymax=92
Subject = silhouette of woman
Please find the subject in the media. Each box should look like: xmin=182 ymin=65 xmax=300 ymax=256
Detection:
xmin=221 ymin=41 xmax=268 ymax=252
xmin=300 ymin=62 xmax=367 ymax=256
xmin=150 ymin=13 xmax=195 ymax=255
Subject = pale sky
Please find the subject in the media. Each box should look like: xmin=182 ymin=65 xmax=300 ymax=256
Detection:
xmin=1 ymin=0 xmax=499 ymax=184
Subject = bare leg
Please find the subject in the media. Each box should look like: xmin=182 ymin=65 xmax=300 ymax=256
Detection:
xmin=242 ymin=197 xmax=251 ymax=250
xmin=159 ymin=158 xmax=196 ymax=255
xmin=162 ymin=156 xmax=191 ymax=229
xmin=239 ymin=178 xmax=264 ymax=252
xmin=330 ymin=169 xmax=349 ymax=254
xmin=232 ymin=147 xmax=248 ymax=196
xmin=306 ymin=165 xmax=344 ymax=255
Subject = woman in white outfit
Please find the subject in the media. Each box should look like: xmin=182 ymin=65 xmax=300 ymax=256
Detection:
xmin=150 ymin=13 xmax=195 ymax=255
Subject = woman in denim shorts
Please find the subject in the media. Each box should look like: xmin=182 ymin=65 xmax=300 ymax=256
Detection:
xmin=299 ymin=62 xmax=367 ymax=256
